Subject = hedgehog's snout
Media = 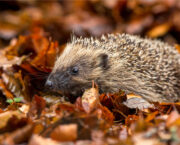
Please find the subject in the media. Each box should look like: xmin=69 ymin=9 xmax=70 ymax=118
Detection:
xmin=45 ymin=73 xmax=57 ymax=90
xmin=45 ymin=78 xmax=54 ymax=90
xmin=45 ymin=71 xmax=71 ymax=91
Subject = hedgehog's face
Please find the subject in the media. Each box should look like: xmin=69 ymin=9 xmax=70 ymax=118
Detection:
xmin=45 ymin=44 xmax=109 ymax=98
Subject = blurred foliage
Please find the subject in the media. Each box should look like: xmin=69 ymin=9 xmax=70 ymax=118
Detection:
xmin=0 ymin=0 xmax=180 ymax=48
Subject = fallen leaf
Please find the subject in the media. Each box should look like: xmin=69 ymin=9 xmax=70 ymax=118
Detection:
xmin=175 ymin=44 xmax=180 ymax=54
xmin=147 ymin=23 xmax=171 ymax=38
xmin=82 ymin=83 xmax=100 ymax=113
xmin=2 ymin=72 xmax=23 ymax=98
xmin=98 ymin=105 xmax=115 ymax=124
xmin=124 ymin=96 xmax=155 ymax=110
xmin=119 ymin=126 xmax=128 ymax=140
xmin=0 ymin=111 xmax=25 ymax=129
xmin=166 ymin=111 xmax=180 ymax=127
xmin=125 ymin=115 xmax=139 ymax=126
xmin=28 ymin=95 xmax=46 ymax=119
xmin=133 ymin=133 xmax=164 ymax=145
xmin=145 ymin=111 xmax=159 ymax=123
xmin=0 ymin=49 xmax=26 ymax=70
xmin=50 ymin=124 xmax=78 ymax=142
xmin=28 ymin=134 xmax=59 ymax=145
xmin=0 ymin=79 xmax=14 ymax=99
xmin=2 ymin=124 xmax=33 ymax=145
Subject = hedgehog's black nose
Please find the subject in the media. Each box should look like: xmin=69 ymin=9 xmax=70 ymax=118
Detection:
xmin=45 ymin=79 xmax=53 ymax=89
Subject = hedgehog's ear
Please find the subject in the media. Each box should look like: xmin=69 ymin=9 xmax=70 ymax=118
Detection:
xmin=98 ymin=53 xmax=109 ymax=69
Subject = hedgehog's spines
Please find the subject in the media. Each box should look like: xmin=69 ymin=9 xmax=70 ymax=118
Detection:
xmin=54 ymin=33 xmax=180 ymax=102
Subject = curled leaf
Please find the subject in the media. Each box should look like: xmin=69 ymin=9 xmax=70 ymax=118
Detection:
xmin=82 ymin=82 xmax=100 ymax=113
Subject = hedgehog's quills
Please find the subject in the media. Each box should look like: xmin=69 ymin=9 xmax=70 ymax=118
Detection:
xmin=45 ymin=34 xmax=180 ymax=103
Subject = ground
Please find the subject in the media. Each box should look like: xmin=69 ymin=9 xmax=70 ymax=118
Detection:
xmin=0 ymin=1 xmax=180 ymax=145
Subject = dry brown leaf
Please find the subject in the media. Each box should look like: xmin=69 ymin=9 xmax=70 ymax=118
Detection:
xmin=0 ymin=1 xmax=180 ymax=144
xmin=133 ymin=133 xmax=165 ymax=145
xmin=0 ymin=111 xmax=25 ymax=129
xmin=147 ymin=23 xmax=171 ymax=38
xmin=119 ymin=126 xmax=128 ymax=140
xmin=28 ymin=134 xmax=59 ymax=145
xmin=19 ymin=104 xmax=30 ymax=114
xmin=98 ymin=105 xmax=114 ymax=124
xmin=2 ymin=124 xmax=33 ymax=145
xmin=28 ymin=95 xmax=46 ymax=119
xmin=125 ymin=15 xmax=153 ymax=34
xmin=50 ymin=124 xmax=78 ymax=142
xmin=124 ymin=96 xmax=155 ymax=110
xmin=125 ymin=115 xmax=139 ymax=126
xmin=33 ymin=123 xmax=44 ymax=134
xmin=2 ymin=72 xmax=25 ymax=100
xmin=0 ymin=50 xmax=26 ymax=70
xmin=82 ymin=83 xmax=100 ymax=113
xmin=166 ymin=111 xmax=180 ymax=127
xmin=31 ymin=41 xmax=58 ymax=69
xmin=145 ymin=111 xmax=159 ymax=123
xmin=55 ymin=103 xmax=76 ymax=115
xmin=175 ymin=44 xmax=180 ymax=54
xmin=0 ymin=79 xmax=14 ymax=99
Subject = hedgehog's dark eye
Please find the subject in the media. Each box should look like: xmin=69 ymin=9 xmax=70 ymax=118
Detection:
xmin=71 ymin=66 xmax=79 ymax=75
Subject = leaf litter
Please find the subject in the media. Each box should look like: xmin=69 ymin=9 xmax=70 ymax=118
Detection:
xmin=0 ymin=1 xmax=180 ymax=145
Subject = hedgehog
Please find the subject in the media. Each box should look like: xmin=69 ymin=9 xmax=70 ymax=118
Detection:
xmin=45 ymin=34 xmax=180 ymax=103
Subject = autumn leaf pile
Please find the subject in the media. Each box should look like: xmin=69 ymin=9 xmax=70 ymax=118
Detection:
xmin=0 ymin=0 xmax=180 ymax=145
